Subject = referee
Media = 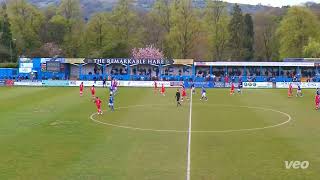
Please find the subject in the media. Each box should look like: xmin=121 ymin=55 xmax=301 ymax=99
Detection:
xmin=175 ymin=89 xmax=182 ymax=107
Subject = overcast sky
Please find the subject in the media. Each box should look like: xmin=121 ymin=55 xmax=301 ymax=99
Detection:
xmin=224 ymin=0 xmax=319 ymax=7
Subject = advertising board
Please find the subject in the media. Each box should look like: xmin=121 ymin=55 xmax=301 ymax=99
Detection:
xmin=19 ymin=68 xmax=32 ymax=73
xmin=14 ymin=81 xmax=43 ymax=86
xmin=242 ymin=82 xmax=273 ymax=88
xmin=42 ymin=80 xmax=70 ymax=87
xmin=20 ymin=63 xmax=33 ymax=68
xmin=276 ymin=82 xmax=320 ymax=89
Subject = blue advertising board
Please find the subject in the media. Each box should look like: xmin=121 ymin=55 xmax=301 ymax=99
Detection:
xmin=213 ymin=82 xmax=225 ymax=88
xmin=185 ymin=81 xmax=215 ymax=88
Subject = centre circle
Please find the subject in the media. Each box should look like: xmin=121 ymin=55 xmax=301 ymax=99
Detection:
xmin=90 ymin=104 xmax=291 ymax=133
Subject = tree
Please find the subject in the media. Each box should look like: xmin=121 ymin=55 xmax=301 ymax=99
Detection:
xmin=277 ymin=7 xmax=320 ymax=59
xmin=205 ymin=0 xmax=229 ymax=60
xmin=168 ymin=0 xmax=201 ymax=59
xmin=243 ymin=14 xmax=254 ymax=60
xmin=0 ymin=2 xmax=15 ymax=62
xmin=58 ymin=0 xmax=81 ymax=28
xmin=108 ymin=0 xmax=143 ymax=57
xmin=228 ymin=4 xmax=245 ymax=60
xmin=150 ymin=0 xmax=171 ymax=34
xmin=253 ymin=12 xmax=279 ymax=61
xmin=39 ymin=5 xmax=67 ymax=45
xmin=63 ymin=20 xmax=85 ymax=57
xmin=84 ymin=12 xmax=110 ymax=57
xmin=57 ymin=0 xmax=84 ymax=57
xmin=7 ymin=0 xmax=44 ymax=56
xmin=303 ymin=38 xmax=320 ymax=58
xmin=47 ymin=15 xmax=68 ymax=44
xmin=147 ymin=0 xmax=172 ymax=56
xmin=102 ymin=42 xmax=129 ymax=58
xmin=30 ymin=42 xmax=63 ymax=57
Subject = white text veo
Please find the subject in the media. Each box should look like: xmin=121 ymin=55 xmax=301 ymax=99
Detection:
xmin=284 ymin=161 xmax=309 ymax=169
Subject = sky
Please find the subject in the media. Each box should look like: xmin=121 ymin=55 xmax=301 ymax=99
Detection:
xmin=224 ymin=0 xmax=319 ymax=7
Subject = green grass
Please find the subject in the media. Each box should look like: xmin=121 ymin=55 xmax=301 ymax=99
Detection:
xmin=0 ymin=87 xmax=319 ymax=180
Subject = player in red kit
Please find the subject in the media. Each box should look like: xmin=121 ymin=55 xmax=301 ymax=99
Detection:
xmin=154 ymin=81 xmax=158 ymax=94
xmin=181 ymin=87 xmax=187 ymax=101
xmin=161 ymin=84 xmax=165 ymax=96
xmin=315 ymin=94 xmax=320 ymax=110
xmin=230 ymin=83 xmax=235 ymax=95
xmin=288 ymin=83 xmax=293 ymax=97
xmin=91 ymin=85 xmax=96 ymax=98
xmin=79 ymin=82 xmax=84 ymax=96
xmin=94 ymin=97 xmax=102 ymax=114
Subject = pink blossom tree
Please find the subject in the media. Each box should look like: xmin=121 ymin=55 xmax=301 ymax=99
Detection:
xmin=40 ymin=43 xmax=63 ymax=57
xmin=132 ymin=45 xmax=164 ymax=59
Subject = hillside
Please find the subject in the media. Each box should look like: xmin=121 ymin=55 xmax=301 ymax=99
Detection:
xmin=23 ymin=0 xmax=277 ymax=18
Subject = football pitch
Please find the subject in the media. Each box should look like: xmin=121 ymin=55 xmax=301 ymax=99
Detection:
xmin=0 ymin=87 xmax=319 ymax=180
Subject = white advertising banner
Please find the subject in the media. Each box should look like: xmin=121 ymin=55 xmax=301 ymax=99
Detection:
xmin=14 ymin=81 xmax=42 ymax=86
xmin=20 ymin=63 xmax=33 ymax=68
xmin=19 ymin=68 xmax=32 ymax=73
xmin=194 ymin=61 xmax=315 ymax=67
xmin=119 ymin=81 xmax=171 ymax=87
xmin=242 ymin=82 xmax=273 ymax=88
xmin=69 ymin=81 xmax=181 ymax=88
xmin=69 ymin=81 xmax=109 ymax=87
xmin=276 ymin=82 xmax=320 ymax=89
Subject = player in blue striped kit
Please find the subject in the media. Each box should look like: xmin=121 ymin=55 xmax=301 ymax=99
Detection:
xmin=108 ymin=94 xmax=114 ymax=111
xmin=200 ymin=86 xmax=208 ymax=101
xmin=296 ymin=84 xmax=303 ymax=97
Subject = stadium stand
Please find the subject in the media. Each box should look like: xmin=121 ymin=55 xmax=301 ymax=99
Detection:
xmin=1 ymin=58 xmax=320 ymax=83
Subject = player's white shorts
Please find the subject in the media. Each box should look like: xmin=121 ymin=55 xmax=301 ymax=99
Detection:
xmin=297 ymin=90 xmax=302 ymax=93
xmin=237 ymin=88 xmax=241 ymax=92
xmin=202 ymin=92 xmax=206 ymax=97
xmin=109 ymin=103 xmax=114 ymax=106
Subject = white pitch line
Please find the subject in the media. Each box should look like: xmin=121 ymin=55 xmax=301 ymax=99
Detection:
xmin=90 ymin=104 xmax=292 ymax=133
xmin=186 ymin=90 xmax=193 ymax=180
